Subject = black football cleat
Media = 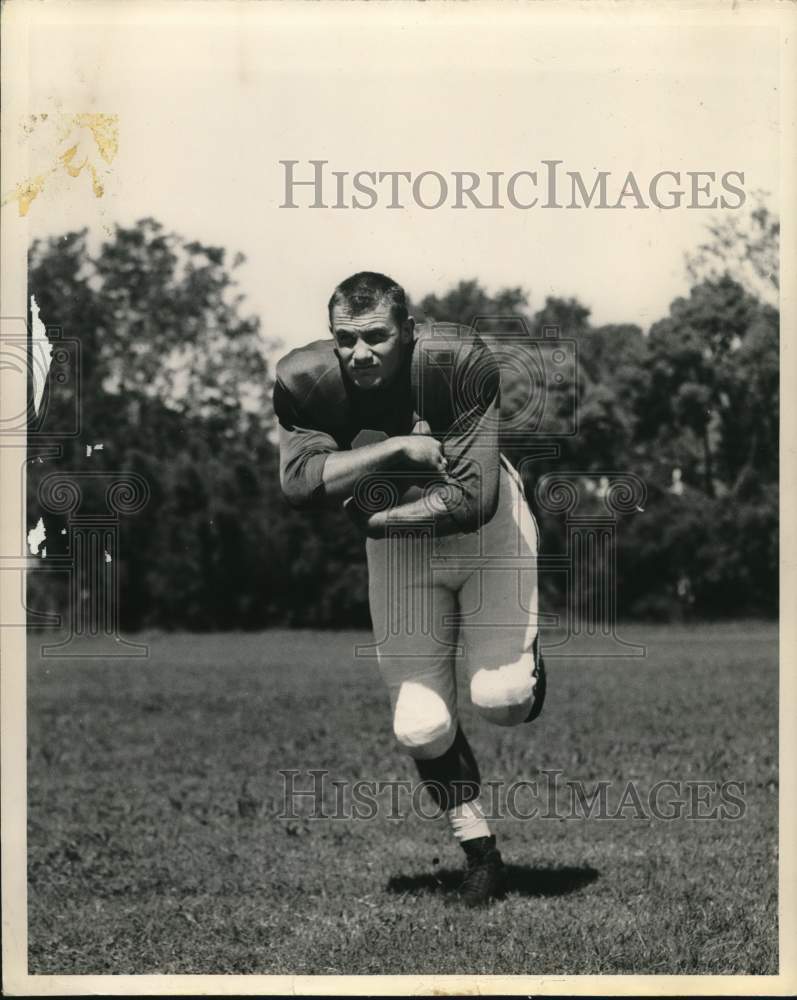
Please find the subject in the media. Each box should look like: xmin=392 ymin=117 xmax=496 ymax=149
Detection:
xmin=458 ymin=835 xmax=507 ymax=907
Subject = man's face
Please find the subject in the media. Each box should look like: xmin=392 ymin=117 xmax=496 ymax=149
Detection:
xmin=330 ymin=301 xmax=414 ymax=391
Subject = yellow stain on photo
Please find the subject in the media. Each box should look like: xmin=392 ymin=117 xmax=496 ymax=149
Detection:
xmin=2 ymin=112 xmax=118 ymax=216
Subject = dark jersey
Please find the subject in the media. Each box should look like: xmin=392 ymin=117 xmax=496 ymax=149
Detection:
xmin=273 ymin=324 xmax=502 ymax=534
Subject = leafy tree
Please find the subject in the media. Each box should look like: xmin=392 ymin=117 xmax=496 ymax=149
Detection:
xmin=717 ymin=305 xmax=778 ymax=494
xmin=642 ymin=276 xmax=762 ymax=496
xmin=624 ymin=265 xmax=778 ymax=617
xmin=686 ymin=190 xmax=779 ymax=308
xmin=28 ymin=220 xmax=276 ymax=629
xmin=413 ymin=279 xmax=528 ymax=327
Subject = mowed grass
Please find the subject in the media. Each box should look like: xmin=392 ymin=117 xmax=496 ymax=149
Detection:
xmin=27 ymin=622 xmax=777 ymax=975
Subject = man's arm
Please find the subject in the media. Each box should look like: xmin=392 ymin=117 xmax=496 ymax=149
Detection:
xmin=357 ymin=336 xmax=501 ymax=538
xmin=274 ymin=377 xmax=446 ymax=510
xmin=357 ymin=402 xmax=500 ymax=537
xmin=274 ymin=376 xmax=341 ymax=510
xmin=321 ymin=436 xmax=438 ymax=506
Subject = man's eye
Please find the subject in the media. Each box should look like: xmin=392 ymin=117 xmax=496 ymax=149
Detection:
xmin=338 ymin=336 xmax=355 ymax=348
xmin=365 ymin=331 xmax=387 ymax=344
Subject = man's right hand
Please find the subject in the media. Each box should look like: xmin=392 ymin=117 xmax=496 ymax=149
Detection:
xmin=400 ymin=435 xmax=448 ymax=475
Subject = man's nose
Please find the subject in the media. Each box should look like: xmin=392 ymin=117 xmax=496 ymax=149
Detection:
xmin=352 ymin=340 xmax=372 ymax=364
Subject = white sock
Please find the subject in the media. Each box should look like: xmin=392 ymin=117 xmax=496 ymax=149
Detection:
xmin=447 ymin=797 xmax=491 ymax=842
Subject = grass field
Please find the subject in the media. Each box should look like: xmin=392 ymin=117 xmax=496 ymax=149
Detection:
xmin=27 ymin=622 xmax=778 ymax=975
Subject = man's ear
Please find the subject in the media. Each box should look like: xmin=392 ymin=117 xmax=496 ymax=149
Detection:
xmin=401 ymin=316 xmax=416 ymax=344
xmin=329 ymin=322 xmax=340 ymax=357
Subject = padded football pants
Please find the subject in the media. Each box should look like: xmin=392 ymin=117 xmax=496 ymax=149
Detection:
xmin=365 ymin=459 xmax=541 ymax=761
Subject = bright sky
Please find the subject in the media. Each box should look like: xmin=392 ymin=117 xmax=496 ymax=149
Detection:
xmin=14 ymin=2 xmax=780 ymax=358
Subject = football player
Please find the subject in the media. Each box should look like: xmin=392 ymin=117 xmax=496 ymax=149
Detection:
xmin=274 ymin=272 xmax=545 ymax=905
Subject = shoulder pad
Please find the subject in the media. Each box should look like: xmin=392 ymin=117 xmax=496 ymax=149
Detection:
xmin=275 ymin=338 xmax=351 ymax=430
xmin=276 ymin=339 xmax=341 ymax=407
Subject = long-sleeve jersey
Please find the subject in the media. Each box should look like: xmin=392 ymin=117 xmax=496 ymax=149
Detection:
xmin=273 ymin=323 xmax=503 ymax=534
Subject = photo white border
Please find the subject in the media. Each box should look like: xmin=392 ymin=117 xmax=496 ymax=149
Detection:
xmin=2 ymin=1 xmax=795 ymax=995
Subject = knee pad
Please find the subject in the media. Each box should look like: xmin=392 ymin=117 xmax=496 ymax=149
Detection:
xmin=392 ymin=683 xmax=455 ymax=760
xmin=470 ymin=659 xmax=537 ymax=727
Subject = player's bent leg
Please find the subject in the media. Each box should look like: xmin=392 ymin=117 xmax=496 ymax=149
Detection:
xmin=460 ymin=461 xmax=546 ymax=729
xmin=470 ymin=634 xmax=546 ymax=726
xmin=470 ymin=656 xmax=537 ymax=726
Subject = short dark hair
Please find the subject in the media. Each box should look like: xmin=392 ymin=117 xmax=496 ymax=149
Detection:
xmin=328 ymin=271 xmax=409 ymax=328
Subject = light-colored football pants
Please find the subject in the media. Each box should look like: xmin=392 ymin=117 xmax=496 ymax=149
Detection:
xmin=365 ymin=459 xmax=540 ymax=761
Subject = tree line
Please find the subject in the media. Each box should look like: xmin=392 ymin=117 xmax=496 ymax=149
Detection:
xmin=26 ymin=205 xmax=778 ymax=630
